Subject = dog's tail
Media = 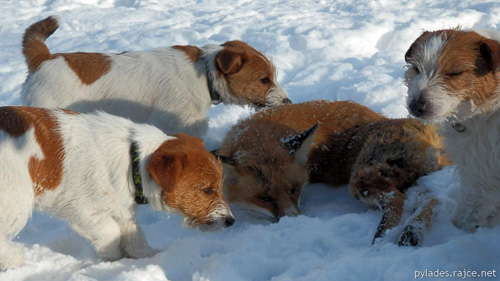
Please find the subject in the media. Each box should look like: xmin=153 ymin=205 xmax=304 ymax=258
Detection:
xmin=22 ymin=16 xmax=60 ymax=73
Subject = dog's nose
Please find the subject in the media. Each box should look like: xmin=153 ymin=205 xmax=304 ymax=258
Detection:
xmin=408 ymin=96 xmax=428 ymax=117
xmin=283 ymin=98 xmax=292 ymax=104
xmin=224 ymin=216 xmax=235 ymax=227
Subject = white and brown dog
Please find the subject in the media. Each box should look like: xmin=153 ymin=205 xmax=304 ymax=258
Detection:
xmin=20 ymin=16 xmax=290 ymax=136
xmin=0 ymin=106 xmax=234 ymax=269
xmin=405 ymin=28 xmax=500 ymax=231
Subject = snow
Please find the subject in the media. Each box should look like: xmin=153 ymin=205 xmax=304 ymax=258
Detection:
xmin=1 ymin=0 xmax=500 ymax=280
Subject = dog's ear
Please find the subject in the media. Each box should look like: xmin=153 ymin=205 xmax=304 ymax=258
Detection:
xmin=405 ymin=31 xmax=430 ymax=63
xmin=283 ymin=124 xmax=319 ymax=165
xmin=479 ymin=39 xmax=500 ymax=74
xmin=216 ymin=48 xmax=246 ymax=74
xmin=147 ymin=150 xmax=184 ymax=192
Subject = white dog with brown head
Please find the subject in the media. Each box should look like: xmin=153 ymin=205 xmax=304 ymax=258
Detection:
xmin=20 ymin=16 xmax=290 ymax=136
xmin=404 ymin=28 xmax=500 ymax=231
xmin=0 ymin=106 xmax=234 ymax=270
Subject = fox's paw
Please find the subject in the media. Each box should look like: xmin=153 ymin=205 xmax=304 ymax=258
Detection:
xmin=398 ymin=225 xmax=422 ymax=247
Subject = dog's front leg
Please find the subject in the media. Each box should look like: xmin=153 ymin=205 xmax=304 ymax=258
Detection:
xmin=0 ymin=235 xmax=25 ymax=270
xmin=118 ymin=217 xmax=158 ymax=259
xmin=70 ymin=215 xmax=123 ymax=261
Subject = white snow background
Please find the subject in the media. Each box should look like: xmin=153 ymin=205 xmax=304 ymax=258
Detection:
xmin=1 ymin=0 xmax=500 ymax=280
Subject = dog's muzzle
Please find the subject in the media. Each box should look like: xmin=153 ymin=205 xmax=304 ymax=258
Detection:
xmin=408 ymin=92 xmax=429 ymax=118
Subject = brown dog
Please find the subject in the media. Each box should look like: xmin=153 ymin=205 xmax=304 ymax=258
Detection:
xmin=216 ymin=100 xmax=450 ymax=245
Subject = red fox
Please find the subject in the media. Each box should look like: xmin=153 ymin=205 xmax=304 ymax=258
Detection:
xmin=216 ymin=100 xmax=450 ymax=245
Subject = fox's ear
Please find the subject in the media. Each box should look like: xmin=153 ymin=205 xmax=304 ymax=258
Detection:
xmin=212 ymin=152 xmax=238 ymax=183
xmin=283 ymin=124 xmax=319 ymax=165
xmin=212 ymin=150 xmax=237 ymax=166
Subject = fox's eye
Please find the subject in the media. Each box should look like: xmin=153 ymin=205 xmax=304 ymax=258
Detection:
xmin=446 ymin=71 xmax=463 ymax=77
xmin=259 ymin=196 xmax=274 ymax=203
xmin=203 ymin=188 xmax=213 ymax=195
xmin=256 ymin=170 xmax=264 ymax=179
xmin=261 ymin=77 xmax=270 ymax=84
xmin=290 ymin=187 xmax=297 ymax=196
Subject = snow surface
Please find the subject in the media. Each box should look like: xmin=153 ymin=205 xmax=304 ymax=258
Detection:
xmin=1 ymin=1 xmax=500 ymax=280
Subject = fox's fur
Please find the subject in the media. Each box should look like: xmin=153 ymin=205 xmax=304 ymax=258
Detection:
xmin=217 ymin=100 xmax=450 ymax=245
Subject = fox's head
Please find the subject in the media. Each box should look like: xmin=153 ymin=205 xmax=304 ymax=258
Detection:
xmin=216 ymin=124 xmax=318 ymax=222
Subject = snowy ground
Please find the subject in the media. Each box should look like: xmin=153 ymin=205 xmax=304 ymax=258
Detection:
xmin=1 ymin=0 xmax=500 ymax=280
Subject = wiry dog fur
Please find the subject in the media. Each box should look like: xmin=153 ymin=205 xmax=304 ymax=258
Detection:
xmin=216 ymin=100 xmax=449 ymax=245
xmin=0 ymin=107 xmax=233 ymax=270
xmin=405 ymin=28 xmax=500 ymax=231
xmin=20 ymin=16 xmax=290 ymax=137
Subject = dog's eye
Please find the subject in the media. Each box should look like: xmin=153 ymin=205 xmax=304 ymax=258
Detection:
xmin=259 ymin=195 xmax=274 ymax=203
xmin=203 ymin=188 xmax=213 ymax=195
xmin=290 ymin=187 xmax=297 ymax=196
xmin=260 ymin=77 xmax=270 ymax=84
xmin=446 ymin=71 xmax=463 ymax=77
xmin=413 ymin=66 xmax=420 ymax=74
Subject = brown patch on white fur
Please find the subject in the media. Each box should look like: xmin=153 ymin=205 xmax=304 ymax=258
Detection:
xmin=0 ymin=107 xmax=66 ymax=196
xmin=172 ymin=45 xmax=202 ymax=63
xmin=147 ymin=133 xmax=228 ymax=227
xmin=218 ymin=101 xmax=448 ymax=244
xmin=55 ymin=53 xmax=111 ymax=85
xmin=405 ymin=29 xmax=500 ymax=120
xmin=216 ymin=41 xmax=277 ymax=107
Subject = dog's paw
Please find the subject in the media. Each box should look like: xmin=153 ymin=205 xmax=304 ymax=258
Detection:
xmin=138 ymin=247 xmax=160 ymax=258
xmin=398 ymin=225 xmax=422 ymax=247
xmin=0 ymin=242 xmax=24 ymax=270
xmin=124 ymin=245 xmax=159 ymax=259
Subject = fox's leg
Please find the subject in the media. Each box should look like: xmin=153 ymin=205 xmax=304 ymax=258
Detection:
xmin=372 ymin=192 xmax=405 ymax=244
xmin=398 ymin=197 xmax=439 ymax=246
xmin=348 ymin=164 xmax=406 ymax=244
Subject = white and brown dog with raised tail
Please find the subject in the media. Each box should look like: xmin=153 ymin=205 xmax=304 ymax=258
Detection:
xmin=216 ymin=100 xmax=449 ymax=246
xmin=405 ymin=29 xmax=500 ymax=231
xmin=20 ymin=16 xmax=290 ymax=137
xmin=0 ymin=106 xmax=234 ymax=270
